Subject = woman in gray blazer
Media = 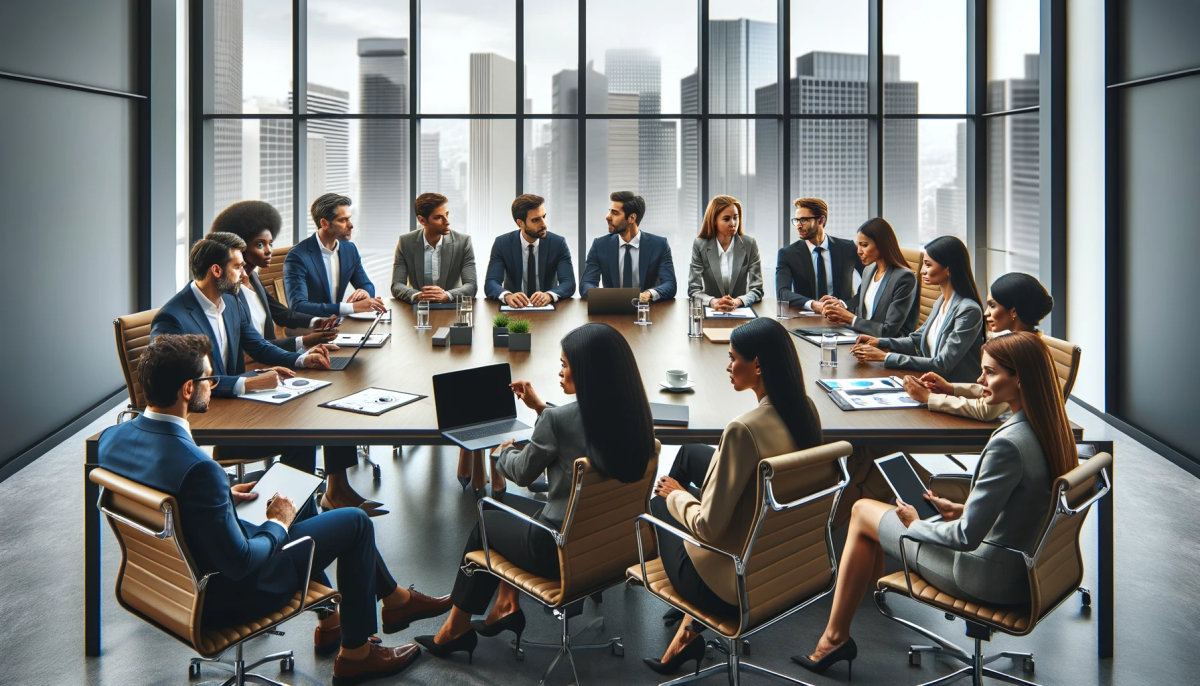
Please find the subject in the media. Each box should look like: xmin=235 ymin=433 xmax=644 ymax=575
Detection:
xmin=795 ymin=332 xmax=1080 ymax=677
xmin=416 ymin=323 xmax=658 ymax=662
xmin=850 ymin=235 xmax=985 ymax=383
xmin=687 ymin=195 xmax=764 ymax=311
xmin=823 ymin=217 xmax=919 ymax=338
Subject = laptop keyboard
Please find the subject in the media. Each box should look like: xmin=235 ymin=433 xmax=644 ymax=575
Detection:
xmin=449 ymin=419 xmax=527 ymax=442
xmin=328 ymin=356 xmax=352 ymax=370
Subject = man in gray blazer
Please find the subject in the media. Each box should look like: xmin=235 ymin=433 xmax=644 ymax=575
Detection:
xmin=391 ymin=192 xmax=478 ymax=303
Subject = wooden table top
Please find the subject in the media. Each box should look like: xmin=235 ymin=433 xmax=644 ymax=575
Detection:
xmin=188 ymin=298 xmax=1077 ymax=447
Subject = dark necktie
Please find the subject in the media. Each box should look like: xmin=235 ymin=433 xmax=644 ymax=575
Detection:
xmin=815 ymin=246 xmax=828 ymax=299
xmin=622 ymin=244 xmax=633 ymax=288
xmin=526 ymin=244 xmax=537 ymax=296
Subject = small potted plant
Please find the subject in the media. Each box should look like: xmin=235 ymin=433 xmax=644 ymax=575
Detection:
xmin=492 ymin=313 xmax=511 ymax=347
xmin=506 ymin=318 xmax=531 ymax=351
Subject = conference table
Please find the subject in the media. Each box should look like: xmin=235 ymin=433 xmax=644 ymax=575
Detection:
xmin=83 ymin=297 xmax=1114 ymax=659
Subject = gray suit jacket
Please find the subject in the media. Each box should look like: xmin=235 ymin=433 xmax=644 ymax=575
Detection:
xmin=879 ymin=292 xmax=984 ymax=383
xmin=390 ymin=229 xmax=478 ymax=303
xmin=494 ymin=402 xmax=588 ymax=528
xmin=906 ymin=411 xmax=1052 ymax=605
xmin=686 ymin=234 xmax=764 ymax=306
xmin=848 ymin=263 xmax=919 ymax=338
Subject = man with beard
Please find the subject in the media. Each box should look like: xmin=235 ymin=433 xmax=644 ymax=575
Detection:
xmin=580 ymin=190 xmax=677 ymax=300
xmin=97 ymin=334 xmax=448 ymax=680
xmin=775 ymin=197 xmax=863 ymax=314
xmin=285 ymin=193 xmax=386 ymax=317
xmin=484 ymin=193 xmax=576 ymax=307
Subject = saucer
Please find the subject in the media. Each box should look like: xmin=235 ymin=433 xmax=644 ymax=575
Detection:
xmin=659 ymin=380 xmax=696 ymax=393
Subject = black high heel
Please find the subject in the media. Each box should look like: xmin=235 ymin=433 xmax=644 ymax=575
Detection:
xmin=415 ymin=630 xmax=479 ymax=664
xmin=470 ymin=608 xmax=526 ymax=651
xmin=457 ymin=475 xmax=472 ymax=492
xmin=643 ymin=633 xmax=706 ymax=676
xmin=791 ymin=637 xmax=857 ymax=680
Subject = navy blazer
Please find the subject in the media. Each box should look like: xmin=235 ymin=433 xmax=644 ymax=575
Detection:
xmin=151 ymin=283 xmax=300 ymax=397
xmin=97 ymin=415 xmax=301 ymax=624
xmin=579 ymin=231 xmax=677 ymax=299
xmin=283 ymin=234 xmax=375 ymax=317
xmin=484 ymin=230 xmax=577 ymax=301
xmin=242 ymin=270 xmax=312 ymax=352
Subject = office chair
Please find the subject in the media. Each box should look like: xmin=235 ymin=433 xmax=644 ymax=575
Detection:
xmin=900 ymin=248 xmax=938 ymax=327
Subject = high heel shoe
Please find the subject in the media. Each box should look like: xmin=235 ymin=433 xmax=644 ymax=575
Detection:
xmin=457 ymin=475 xmax=472 ymax=492
xmin=791 ymin=637 xmax=857 ymax=679
xmin=414 ymin=630 xmax=478 ymax=664
xmin=490 ymin=487 xmax=507 ymax=503
xmin=470 ymin=608 xmax=525 ymax=645
xmin=643 ymin=633 xmax=706 ymax=676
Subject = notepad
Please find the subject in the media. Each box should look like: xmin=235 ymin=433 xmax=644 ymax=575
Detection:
xmin=235 ymin=462 xmax=324 ymax=526
xmin=333 ymin=332 xmax=391 ymax=347
xmin=500 ymin=303 xmax=556 ymax=312
xmin=828 ymin=388 xmax=924 ymax=411
xmin=816 ymin=376 xmax=905 ymax=392
xmin=704 ymin=306 xmax=757 ymax=319
xmin=239 ymin=377 xmax=332 ymax=405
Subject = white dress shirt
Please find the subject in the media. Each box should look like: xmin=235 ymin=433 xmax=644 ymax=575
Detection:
xmin=850 ymin=267 xmax=886 ymax=325
xmin=501 ymin=236 xmax=561 ymax=302
xmin=241 ymin=279 xmax=305 ymax=351
xmin=318 ymin=238 xmax=355 ymax=315
xmin=802 ymin=236 xmax=860 ymax=311
xmin=143 ymin=409 xmax=192 ymax=438
xmin=422 ymin=231 xmax=442 ymax=285
xmin=718 ymin=239 xmax=734 ymax=294
xmin=617 ymin=231 xmax=661 ymax=301
xmin=926 ymin=300 xmax=949 ymax=353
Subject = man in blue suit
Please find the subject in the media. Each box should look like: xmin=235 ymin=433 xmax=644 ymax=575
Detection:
xmin=284 ymin=193 xmax=386 ymax=318
xmin=98 ymin=334 xmax=450 ymax=681
xmin=580 ymin=190 xmax=677 ymax=300
xmin=484 ymin=194 xmax=576 ymax=307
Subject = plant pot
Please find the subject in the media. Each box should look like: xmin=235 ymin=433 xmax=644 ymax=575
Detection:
xmin=448 ymin=324 xmax=472 ymax=346
xmin=507 ymin=332 xmax=531 ymax=351
xmin=492 ymin=327 xmax=509 ymax=347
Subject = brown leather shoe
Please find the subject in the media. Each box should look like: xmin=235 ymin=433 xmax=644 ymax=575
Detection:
xmin=314 ymin=623 xmax=381 ymax=655
xmin=332 ymin=643 xmax=420 ymax=686
xmin=381 ymin=586 xmax=453 ymax=633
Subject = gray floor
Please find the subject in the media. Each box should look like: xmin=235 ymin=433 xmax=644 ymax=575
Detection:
xmin=1 ymin=399 xmax=1196 ymax=686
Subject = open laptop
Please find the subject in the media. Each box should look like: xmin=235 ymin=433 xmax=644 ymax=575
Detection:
xmin=327 ymin=310 xmax=386 ymax=370
xmin=433 ymin=363 xmax=534 ymax=450
xmin=587 ymin=287 xmax=641 ymax=315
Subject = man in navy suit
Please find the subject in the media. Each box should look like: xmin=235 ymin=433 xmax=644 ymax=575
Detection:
xmin=284 ymin=193 xmax=386 ymax=318
xmin=484 ymin=194 xmax=576 ymax=307
xmin=98 ymin=334 xmax=450 ymax=681
xmin=580 ymin=190 xmax=677 ymax=300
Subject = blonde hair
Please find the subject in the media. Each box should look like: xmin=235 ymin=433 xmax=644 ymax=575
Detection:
xmin=699 ymin=195 xmax=743 ymax=239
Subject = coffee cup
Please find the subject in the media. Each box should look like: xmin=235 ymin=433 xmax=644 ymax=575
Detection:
xmin=666 ymin=369 xmax=689 ymax=387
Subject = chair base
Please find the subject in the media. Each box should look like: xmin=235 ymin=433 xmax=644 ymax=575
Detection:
xmin=875 ymin=591 xmax=1041 ymax=686
xmin=356 ymin=446 xmax=382 ymax=480
xmin=656 ymin=637 xmax=816 ymax=686
xmin=511 ymin=605 xmax=624 ymax=685
xmin=188 ymin=643 xmax=294 ymax=686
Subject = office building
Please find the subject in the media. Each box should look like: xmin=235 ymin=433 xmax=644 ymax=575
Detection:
xmin=988 ymin=54 xmax=1041 ymax=276
xmin=212 ymin=0 xmax=243 ymax=217
xmin=469 ymin=52 xmax=516 ymax=246
xmin=357 ymin=37 xmax=408 ymax=252
xmin=607 ymin=92 xmax=640 ymax=194
xmin=936 ymin=122 xmax=968 ymax=241
xmin=241 ymin=98 xmax=293 ymax=233
xmin=421 ymin=131 xmax=441 ymax=195
xmin=302 ymin=83 xmax=351 ymax=198
xmin=680 ymin=70 xmax=701 ymax=232
xmin=551 ymin=64 xmax=609 ymax=239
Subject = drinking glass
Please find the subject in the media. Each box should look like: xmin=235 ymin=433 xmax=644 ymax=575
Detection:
xmin=821 ymin=333 xmax=838 ymax=368
xmin=776 ymin=290 xmax=793 ymax=320
xmin=631 ymin=298 xmax=652 ymax=326
xmin=415 ymin=299 xmax=431 ymax=330
xmin=688 ymin=296 xmax=704 ymax=338
xmin=456 ymin=295 xmax=473 ymax=327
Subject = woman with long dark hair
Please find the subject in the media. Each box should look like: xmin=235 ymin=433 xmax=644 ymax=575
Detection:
xmin=823 ymin=217 xmax=920 ymax=337
xmin=795 ymin=332 xmax=1077 ymax=678
xmin=416 ymin=323 xmax=657 ymax=661
xmin=850 ymin=235 xmax=986 ymax=383
xmin=644 ymin=317 xmax=823 ymax=676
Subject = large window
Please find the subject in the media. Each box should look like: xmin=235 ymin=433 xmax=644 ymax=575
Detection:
xmin=194 ymin=0 xmax=1046 ymax=297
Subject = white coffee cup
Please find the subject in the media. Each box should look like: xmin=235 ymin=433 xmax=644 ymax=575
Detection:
xmin=666 ymin=369 xmax=689 ymax=387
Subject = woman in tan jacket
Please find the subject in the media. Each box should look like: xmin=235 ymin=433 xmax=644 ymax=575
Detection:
xmin=903 ymin=272 xmax=1055 ymax=421
xmin=644 ymin=318 xmax=823 ymax=676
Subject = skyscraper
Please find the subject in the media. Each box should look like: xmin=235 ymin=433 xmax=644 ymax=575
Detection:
xmin=469 ymin=53 xmax=516 ymax=247
xmin=242 ymin=98 xmax=293 ymax=233
xmin=936 ymin=122 xmax=968 ymax=241
xmin=680 ymin=71 xmax=701 ymax=232
xmin=357 ymin=38 xmax=408 ymax=253
xmin=607 ymin=93 xmax=640 ymax=193
xmin=987 ymin=54 xmax=1040 ymax=276
xmin=303 ymin=83 xmax=350 ymax=197
xmin=307 ymin=134 xmax=327 ymax=213
xmin=212 ymin=0 xmax=243 ymax=216
xmin=551 ymin=64 xmax=608 ymax=242
xmin=420 ymin=131 xmax=441 ymax=194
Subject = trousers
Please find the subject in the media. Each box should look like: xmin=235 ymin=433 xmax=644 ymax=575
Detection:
xmin=450 ymin=494 xmax=560 ymax=614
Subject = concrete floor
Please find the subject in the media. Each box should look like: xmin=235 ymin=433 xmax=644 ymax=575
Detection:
xmin=0 ymin=399 xmax=1195 ymax=686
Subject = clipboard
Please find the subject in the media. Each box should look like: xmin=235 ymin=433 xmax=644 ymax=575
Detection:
xmin=235 ymin=462 xmax=324 ymax=526
xmin=319 ymin=388 xmax=427 ymax=416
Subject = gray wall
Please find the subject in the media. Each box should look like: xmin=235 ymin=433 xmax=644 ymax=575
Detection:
xmin=0 ymin=0 xmax=140 ymax=469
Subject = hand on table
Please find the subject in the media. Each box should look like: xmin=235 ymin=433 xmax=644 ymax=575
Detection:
xmin=418 ymin=286 xmax=451 ymax=303
xmin=352 ymin=296 xmax=387 ymax=313
xmin=902 ymin=375 xmax=932 ymax=403
xmin=639 ymin=291 xmax=654 ymax=303
xmin=345 ymin=289 xmax=371 ymax=303
xmin=510 ymin=381 xmax=548 ymax=414
xmin=504 ymin=292 xmax=531 ymax=308
xmin=230 ymin=481 xmax=258 ymax=505
xmin=823 ymin=302 xmax=853 ymax=325
xmin=302 ymin=329 xmax=339 ymax=348
xmin=312 ymin=316 xmax=342 ymax=332
xmin=710 ymin=296 xmax=742 ymax=312
xmin=850 ymin=343 xmax=887 ymax=363
xmin=529 ymin=292 xmax=553 ymax=307
xmin=301 ymin=346 xmax=331 ymax=370
xmin=917 ymin=372 xmax=954 ymax=396
xmin=654 ymin=476 xmax=685 ymax=499
xmin=265 ymin=494 xmax=298 ymax=528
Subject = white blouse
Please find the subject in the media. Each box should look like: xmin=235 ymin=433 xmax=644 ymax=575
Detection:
xmin=863 ymin=269 xmax=884 ymax=319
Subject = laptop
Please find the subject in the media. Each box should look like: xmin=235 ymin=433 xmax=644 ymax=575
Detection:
xmin=649 ymin=402 xmax=689 ymax=427
xmin=433 ymin=363 xmax=534 ymax=450
xmin=327 ymin=310 xmax=386 ymax=370
xmin=587 ymin=287 xmax=641 ymax=315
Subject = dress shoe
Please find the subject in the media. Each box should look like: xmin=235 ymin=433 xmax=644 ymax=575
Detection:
xmin=457 ymin=475 xmax=472 ymax=492
xmin=414 ymin=630 xmax=478 ymax=663
xmin=332 ymin=642 xmax=420 ymax=686
xmin=643 ymin=633 xmax=706 ymax=676
xmin=470 ymin=608 xmax=525 ymax=642
xmin=791 ymin=637 xmax=857 ymax=680
xmin=314 ymin=624 xmax=380 ymax=655
xmin=320 ymin=493 xmax=388 ymax=518
xmin=381 ymin=586 xmax=453 ymax=633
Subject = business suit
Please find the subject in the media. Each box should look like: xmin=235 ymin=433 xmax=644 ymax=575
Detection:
xmin=847 ymin=263 xmax=920 ymax=338
xmin=97 ymin=414 xmax=397 ymax=645
xmin=775 ymin=235 xmax=862 ymax=309
xmin=390 ymin=229 xmax=478 ymax=303
xmin=686 ymin=234 xmax=765 ymax=306
xmin=483 ymin=230 xmax=576 ymax=301
xmin=877 ymin=410 xmax=1051 ymax=605
xmin=283 ymin=233 xmax=375 ymax=317
xmin=878 ymin=292 xmax=985 ymax=383
xmin=579 ymin=231 xmax=677 ymax=299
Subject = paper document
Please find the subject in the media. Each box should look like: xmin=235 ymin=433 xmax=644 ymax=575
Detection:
xmin=705 ymin=306 xmax=756 ymax=319
xmin=830 ymin=389 xmax=923 ymax=411
xmin=320 ymin=388 xmax=425 ymax=416
xmin=239 ymin=377 xmax=332 ymax=405
xmin=235 ymin=463 xmax=324 ymax=527
xmin=347 ymin=311 xmax=391 ymax=322
xmin=500 ymin=303 xmax=556 ymax=312
xmin=817 ymin=376 xmax=905 ymax=392
xmin=333 ymin=332 xmax=391 ymax=347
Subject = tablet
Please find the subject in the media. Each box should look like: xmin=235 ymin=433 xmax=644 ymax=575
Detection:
xmin=874 ymin=453 xmax=940 ymax=520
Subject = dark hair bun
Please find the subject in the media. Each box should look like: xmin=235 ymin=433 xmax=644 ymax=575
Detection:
xmin=990 ymin=272 xmax=1053 ymax=326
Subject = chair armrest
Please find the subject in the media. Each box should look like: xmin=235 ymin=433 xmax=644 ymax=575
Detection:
xmin=929 ymin=474 xmax=972 ymax=505
xmin=978 ymin=538 xmax=1035 ymax=569
xmin=98 ymin=500 xmax=172 ymax=539
xmin=281 ymin=536 xmax=325 ymax=611
xmin=765 ymin=458 xmax=850 ymax=512
xmin=634 ymin=514 xmax=743 ymax=580
xmin=1058 ymin=467 xmax=1111 ymax=516
xmin=476 ymin=497 xmax=564 ymax=572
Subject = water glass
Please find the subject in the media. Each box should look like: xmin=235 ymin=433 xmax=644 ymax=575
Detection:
xmin=415 ymin=299 xmax=431 ymax=330
xmin=688 ymin=296 xmax=704 ymax=338
xmin=631 ymin=298 xmax=652 ymax=326
xmin=821 ymin=333 xmax=838 ymax=368
xmin=456 ymin=295 xmax=473 ymax=327
xmin=776 ymin=290 xmax=793 ymax=320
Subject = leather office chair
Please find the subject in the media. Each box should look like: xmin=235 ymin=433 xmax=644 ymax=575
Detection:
xmin=258 ymin=244 xmax=290 ymax=295
xmin=90 ymin=467 xmax=340 ymax=685
xmin=627 ymin=441 xmax=853 ymax=686
xmin=1041 ymin=334 xmax=1082 ymax=399
xmin=461 ymin=448 xmax=660 ymax=685
xmin=874 ymin=452 xmax=1112 ymax=686
xmin=900 ymin=248 xmax=938 ymax=327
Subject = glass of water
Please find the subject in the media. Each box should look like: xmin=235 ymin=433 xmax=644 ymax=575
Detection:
xmin=776 ymin=289 xmax=792 ymax=320
xmin=456 ymin=294 xmax=473 ymax=327
xmin=415 ymin=299 xmax=431 ymax=330
xmin=688 ymin=296 xmax=704 ymax=338
xmin=631 ymin=298 xmax=652 ymax=326
xmin=821 ymin=333 xmax=838 ymax=368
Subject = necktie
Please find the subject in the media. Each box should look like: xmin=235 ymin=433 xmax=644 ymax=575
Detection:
xmin=622 ymin=244 xmax=633 ymax=289
xmin=815 ymin=246 xmax=828 ymax=299
xmin=526 ymin=244 xmax=537 ymax=296
xmin=424 ymin=246 xmax=434 ymax=287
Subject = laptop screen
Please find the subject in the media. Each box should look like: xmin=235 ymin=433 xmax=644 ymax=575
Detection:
xmin=433 ymin=363 xmax=516 ymax=431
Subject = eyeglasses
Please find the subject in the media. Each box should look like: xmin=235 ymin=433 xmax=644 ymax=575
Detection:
xmin=193 ymin=375 xmax=221 ymax=388
xmin=791 ymin=215 xmax=824 ymax=227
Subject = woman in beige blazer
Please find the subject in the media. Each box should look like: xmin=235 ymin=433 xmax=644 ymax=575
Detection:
xmin=643 ymin=318 xmax=823 ymax=675
xmin=903 ymin=273 xmax=1055 ymax=421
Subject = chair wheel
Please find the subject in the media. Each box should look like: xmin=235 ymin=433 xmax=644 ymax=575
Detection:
xmin=188 ymin=663 xmax=201 ymax=678
xmin=515 ymin=648 xmax=525 ymax=661
xmin=1080 ymin=591 xmax=1092 ymax=607
xmin=742 ymin=640 xmax=751 ymax=656
xmin=909 ymin=650 xmax=922 ymax=666
xmin=705 ymin=645 xmax=714 ymax=660
xmin=945 ymin=613 xmax=956 ymax=621
xmin=613 ymin=642 xmax=625 ymax=657
xmin=280 ymin=656 xmax=294 ymax=671
xmin=373 ymin=466 xmax=382 ymax=480
xmin=1023 ymin=657 xmax=1035 ymax=672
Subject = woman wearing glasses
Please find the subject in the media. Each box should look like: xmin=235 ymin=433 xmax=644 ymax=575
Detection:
xmin=821 ymin=217 xmax=920 ymax=338
xmin=775 ymin=197 xmax=863 ymax=314
xmin=687 ymin=195 xmax=764 ymax=312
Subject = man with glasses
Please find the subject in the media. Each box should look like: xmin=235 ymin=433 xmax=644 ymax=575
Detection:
xmin=97 ymin=334 xmax=450 ymax=681
xmin=775 ymin=197 xmax=863 ymax=314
